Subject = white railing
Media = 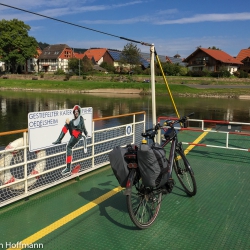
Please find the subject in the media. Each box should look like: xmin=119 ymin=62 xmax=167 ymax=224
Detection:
xmin=158 ymin=116 xmax=250 ymax=152
xmin=0 ymin=112 xmax=146 ymax=207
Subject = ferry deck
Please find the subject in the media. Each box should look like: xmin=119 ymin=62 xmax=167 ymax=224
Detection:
xmin=0 ymin=128 xmax=250 ymax=250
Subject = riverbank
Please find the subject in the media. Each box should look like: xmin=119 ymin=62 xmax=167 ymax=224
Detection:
xmin=1 ymin=76 xmax=250 ymax=98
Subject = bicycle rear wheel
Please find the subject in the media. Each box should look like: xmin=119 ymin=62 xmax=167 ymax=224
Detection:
xmin=173 ymin=149 xmax=197 ymax=196
xmin=126 ymin=171 xmax=162 ymax=229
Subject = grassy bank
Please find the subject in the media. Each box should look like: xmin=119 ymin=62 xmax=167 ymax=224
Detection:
xmin=0 ymin=76 xmax=250 ymax=97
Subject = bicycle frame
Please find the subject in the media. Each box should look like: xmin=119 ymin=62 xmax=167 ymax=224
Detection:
xmin=125 ymin=122 xmax=187 ymax=194
xmin=160 ymin=127 xmax=178 ymax=180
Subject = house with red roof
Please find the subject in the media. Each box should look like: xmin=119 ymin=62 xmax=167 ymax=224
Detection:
xmin=82 ymin=48 xmax=113 ymax=65
xmin=37 ymin=46 xmax=114 ymax=73
xmin=184 ymin=48 xmax=242 ymax=74
xmin=38 ymin=44 xmax=74 ymax=72
xmin=236 ymin=48 xmax=250 ymax=73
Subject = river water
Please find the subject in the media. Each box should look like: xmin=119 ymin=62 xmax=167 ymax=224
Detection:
xmin=1 ymin=90 xmax=250 ymax=145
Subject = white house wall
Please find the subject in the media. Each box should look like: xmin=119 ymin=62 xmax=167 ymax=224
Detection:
xmin=0 ymin=61 xmax=5 ymax=72
xmin=98 ymin=58 xmax=104 ymax=65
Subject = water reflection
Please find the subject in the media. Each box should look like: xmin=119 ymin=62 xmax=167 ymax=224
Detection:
xmin=1 ymin=90 xmax=250 ymax=134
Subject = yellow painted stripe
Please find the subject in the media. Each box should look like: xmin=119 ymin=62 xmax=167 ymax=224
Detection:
xmin=184 ymin=129 xmax=211 ymax=155
xmin=8 ymin=129 xmax=210 ymax=250
xmin=7 ymin=186 xmax=123 ymax=250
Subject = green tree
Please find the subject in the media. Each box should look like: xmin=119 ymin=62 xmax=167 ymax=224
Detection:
xmin=0 ymin=19 xmax=38 ymax=73
xmin=82 ymin=56 xmax=93 ymax=73
xmin=100 ymin=62 xmax=115 ymax=73
xmin=68 ymin=58 xmax=80 ymax=75
xmin=208 ymin=46 xmax=221 ymax=50
xmin=119 ymin=43 xmax=141 ymax=71
xmin=158 ymin=62 xmax=187 ymax=76
xmin=68 ymin=56 xmax=93 ymax=75
xmin=38 ymin=42 xmax=49 ymax=50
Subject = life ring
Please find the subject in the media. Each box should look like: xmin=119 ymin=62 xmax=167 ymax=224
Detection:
xmin=0 ymin=137 xmax=46 ymax=190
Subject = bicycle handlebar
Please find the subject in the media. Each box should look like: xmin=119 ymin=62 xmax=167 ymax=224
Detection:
xmin=141 ymin=112 xmax=194 ymax=139
xmin=165 ymin=112 xmax=194 ymax=126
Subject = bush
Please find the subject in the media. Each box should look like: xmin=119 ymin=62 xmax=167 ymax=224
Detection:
xmin=179 ymin=67 xmax=188 ymax=76
xmin=209 ymin=70 xmax=230 ymax=78
xmin=186 ymin=71 xmax=206 ymax=77
xmin=219 ymin=68 xmax=231 ymax=78
xmin=64 ymin=74 xmax=71 ymax=81
xmin=233 ymin=71 xmax=240 ymax=78
xmin=54 ymin=69 xmax=65 ymax=75
xmin=238 ymin=70 xmax=249 ymax=78
xmin=202 ymin=69 xmax=211 ymax=77
xmin=100 ymin=62 xmax=116 ymax=73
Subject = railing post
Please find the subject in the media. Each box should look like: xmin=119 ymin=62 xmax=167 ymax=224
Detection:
xmin=92 ymin=121 xmax=95 ymax=168
xmin=24 ymin=131 xmax=28 ymax=194
xmin=133 ymin=114 xmax=135 ymax=144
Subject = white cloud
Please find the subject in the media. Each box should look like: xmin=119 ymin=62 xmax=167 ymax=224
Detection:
xmin=79 ymin=16 xmax=151 ymax=24
xmin=155 ymin=12 xmax=250 ymax=24
xmin=0 ymin=0 xmax=90 ymax=9
xmin=0 ymin=1 xmax=144 ymax=22
xmin=79 ymin=11 xmax=250 ymax=26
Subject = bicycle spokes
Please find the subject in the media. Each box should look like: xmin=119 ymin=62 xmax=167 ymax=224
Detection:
xmin=126 ymin=177 xmax=162 ymax=229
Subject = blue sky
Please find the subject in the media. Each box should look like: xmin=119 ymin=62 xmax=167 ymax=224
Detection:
xmin=0 ymin=0 xmax=250 ymax=58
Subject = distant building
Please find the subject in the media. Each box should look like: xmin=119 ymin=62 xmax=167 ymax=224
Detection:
xmin=140 ymin=52 xmax=187 ymax=67
xmin=236 ymin=48 xmax=250 ymax=73
xmin=26 ymin=47 xmax=42 ymax=73
xmin=109 ymin=50 xmax=150 ymax=69
xmin=82 ymin=48 xmax=113 ymax=65
xmin=184 ymin=48 xmax=242 ymax=74
xmin=166 ymin=54 xmax=187 ymax=67
xmin=0 ymin=60 xmax=5 ymax=72
xmin=140 ymin=52 xmax=165 ymax=64
xmin=38 ymin=44 xmax=74 ymax=73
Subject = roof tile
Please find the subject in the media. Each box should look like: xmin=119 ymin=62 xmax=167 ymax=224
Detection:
xmin=236 ymin=49 xmax=250 ymax=62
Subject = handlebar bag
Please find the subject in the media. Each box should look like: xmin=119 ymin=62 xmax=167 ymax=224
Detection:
xmin=109 ymin=146 xmax=130 ymax=187
xmin=137 ymin=143 xmax=168 ymax=187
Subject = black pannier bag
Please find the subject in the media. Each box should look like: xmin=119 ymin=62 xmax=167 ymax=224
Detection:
xmin=137 ymin=143 xmax=168 ymax=187
xmin=109 ymin=145 xmax=130 ymax=187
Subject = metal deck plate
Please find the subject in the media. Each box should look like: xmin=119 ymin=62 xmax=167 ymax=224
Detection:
xmin=0 ymin=131 xmax=250 ymax=250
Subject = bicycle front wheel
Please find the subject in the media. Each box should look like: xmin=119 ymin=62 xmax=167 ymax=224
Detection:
xmin=126 ymin=173 xmax=162 ymax=229
xmin=173 ymin=149 xmax=197 ymax=196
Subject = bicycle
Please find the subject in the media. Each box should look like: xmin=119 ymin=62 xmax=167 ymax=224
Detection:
xmin=124 ymin=113 xmax=197 ymax=229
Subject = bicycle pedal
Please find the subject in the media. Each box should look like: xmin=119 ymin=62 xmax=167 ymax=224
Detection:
xmin=165 ymin=179 xmax=175 ymax=193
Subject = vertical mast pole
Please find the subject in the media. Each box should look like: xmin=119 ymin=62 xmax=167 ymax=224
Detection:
xmin=150 ymin=44 xmax=156 ymax=127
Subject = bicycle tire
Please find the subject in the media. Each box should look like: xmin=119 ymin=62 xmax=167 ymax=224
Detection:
xmin=126 ymin=170 xmax=162 ymax=229
xmin=173 ymin=149 xmax=197 ymax=196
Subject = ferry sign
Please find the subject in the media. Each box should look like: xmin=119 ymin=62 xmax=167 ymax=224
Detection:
xmin=28 ymin=106 xmax=93 ymax=152
xmin=126 ymin=124 xmax=133 ymax=136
